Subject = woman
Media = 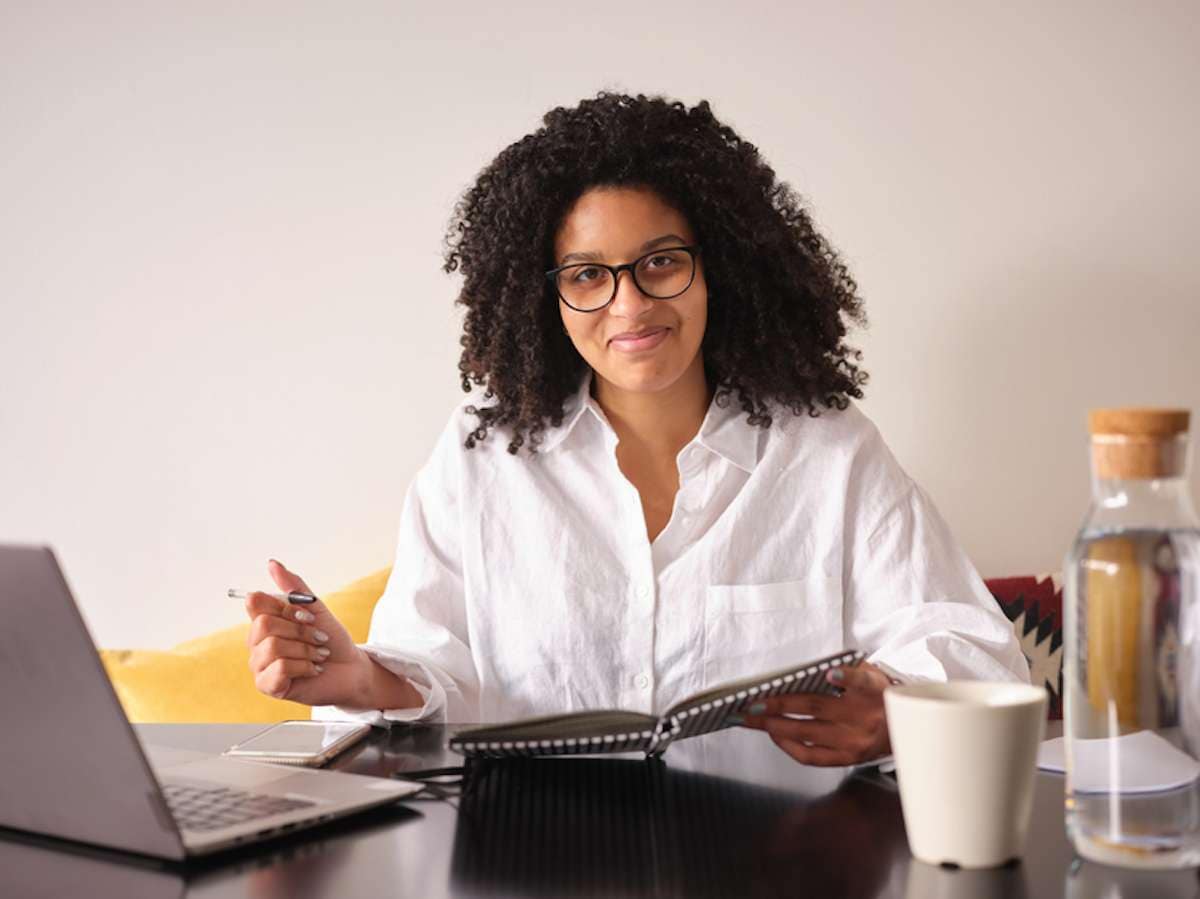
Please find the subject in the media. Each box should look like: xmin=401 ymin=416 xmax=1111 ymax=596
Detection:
xmin=243 ymin=92 xmax=1028 ymax=767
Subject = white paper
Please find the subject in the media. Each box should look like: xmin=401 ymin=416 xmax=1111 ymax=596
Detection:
xmin=1038 ymin=731 xmax=1200 ymax=794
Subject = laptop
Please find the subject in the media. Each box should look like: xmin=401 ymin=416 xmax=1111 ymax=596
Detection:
xmin=0 ymin=544 xmax=422 ymax=860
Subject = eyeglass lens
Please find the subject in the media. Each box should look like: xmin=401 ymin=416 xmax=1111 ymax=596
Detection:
xmin=556 ymin=249 xmax=695 ymax=311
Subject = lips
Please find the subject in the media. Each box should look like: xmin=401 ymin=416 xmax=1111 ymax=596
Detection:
xmin=609 ymin=326 xmax=670 ymax=352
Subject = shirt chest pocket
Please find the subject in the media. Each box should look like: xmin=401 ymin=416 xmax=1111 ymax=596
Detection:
xmin=703 ymin=574 xmax=845 ymax=684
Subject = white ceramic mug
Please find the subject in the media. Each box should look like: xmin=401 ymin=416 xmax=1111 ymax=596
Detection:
xmin=884 ymin=681 xmax=1048 ymax=869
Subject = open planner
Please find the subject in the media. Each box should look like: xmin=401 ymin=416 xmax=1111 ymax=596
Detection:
xmin=450 ymin=649 xmax=865 ymax=759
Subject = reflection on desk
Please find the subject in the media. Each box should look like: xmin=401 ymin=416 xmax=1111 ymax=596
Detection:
xmin=450 ymin=755 xmax=906 ymax=899
xmin=1 ymin=829 xmax=186 ymax=899
xmin=7 ymin=724 xmax=1200 ymax=899
xmin=0 ymin=803 xmax=422 ymax=899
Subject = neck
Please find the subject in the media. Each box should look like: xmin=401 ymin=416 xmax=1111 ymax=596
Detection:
xmin=592 ymin=357 xmax=712 ymax=458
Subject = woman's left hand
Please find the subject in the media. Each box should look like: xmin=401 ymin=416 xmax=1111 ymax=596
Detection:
xmin=736 ymin=662 xmax=894 ymax=766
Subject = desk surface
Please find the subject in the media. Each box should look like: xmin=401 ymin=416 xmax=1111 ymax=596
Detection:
xmin=4 ymin=723 xmax=1198 ymax=898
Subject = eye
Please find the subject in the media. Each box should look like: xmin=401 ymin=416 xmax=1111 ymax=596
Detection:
xmin=571 ymin=266 xmax=603 ymax=283
xmin=643 ymin=252 xmax=684 ymax=270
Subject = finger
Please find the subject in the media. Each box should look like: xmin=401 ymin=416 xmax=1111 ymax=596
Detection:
xmin=762 ymin=716 xmax=846 ymax=748
xmin=244 ymin=592 xmax=283 ymax=646
xmin=826 ymin=663 xmax=892 ymax=693
xmin=249 ymin=614 xmax=331 ymax=648
xmin=244 ymin=592 xmax=313 ymax=649
xmin=243 ymin=590 xmax=286 ymax=619
xmin=249 ymin=614 xmax=303 ymax=645
xmin=272 ymin=657 xmax=324 ymax=678
xmin=766 ymin=716 xmax=887 ymax=764
xmin=268 ymin=559 xmax=315 ymax=597
xmin=257 ymin=658 xmax=324 ymax=698
xmin=245 ymin=590 xmax=317 ymax=625
xmin=255 ymin=667 xmax=291 ymax=700
xmin=249 ymin=635 xmax=332 ymax=673
xmin=267 ymin=560 xmax=339 ymax=624
xmin=736 ymin=710 xmax=821 ymax=732
xmin=769 ymin=733 xmax=857 ymax=767
xmin=747 ymin=694 xmax=845 ymax=722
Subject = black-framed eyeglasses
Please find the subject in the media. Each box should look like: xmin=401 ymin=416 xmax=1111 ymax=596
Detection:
xmin=545 ymin=245 xmax=702 ymax=313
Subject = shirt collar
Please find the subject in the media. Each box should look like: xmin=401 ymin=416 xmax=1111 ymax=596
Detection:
xmin=538 ymin=372 xmax=760 ymax=473
xmin=536 ymin=371 xmax=603 ymax=454
xmin=693 ymin=393 xmax=759 ymax=474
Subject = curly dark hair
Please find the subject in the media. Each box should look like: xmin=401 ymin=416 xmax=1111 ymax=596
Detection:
xmin=442 ymin=91 xmax=868 ymax=454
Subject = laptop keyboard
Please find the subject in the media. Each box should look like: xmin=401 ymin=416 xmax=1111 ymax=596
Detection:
xmin=163 ymin=782 xmax=317 ymax=833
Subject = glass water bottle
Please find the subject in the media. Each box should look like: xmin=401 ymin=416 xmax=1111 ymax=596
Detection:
xmin=1063 ymin=408 xmax=1200 ymax=867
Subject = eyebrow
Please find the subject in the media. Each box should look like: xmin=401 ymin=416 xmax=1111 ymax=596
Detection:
xmin=559 ymin=233 xmax=689 ymax=265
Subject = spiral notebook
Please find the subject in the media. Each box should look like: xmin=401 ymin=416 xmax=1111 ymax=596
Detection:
xmin=450 ymin=649 xmax=865 ymax=759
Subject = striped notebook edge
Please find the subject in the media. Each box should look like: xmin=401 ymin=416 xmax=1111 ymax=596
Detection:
xmin=452 ymin=729 xmax=655 ymax=759
xmin=647 ymin=649 xmax=866 ymax=756
xmin=450 ymin=649 xmax=866 ymax=760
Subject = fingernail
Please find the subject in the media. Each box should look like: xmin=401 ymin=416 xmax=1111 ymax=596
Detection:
xmin=725 ymin=715 xmax=744 ymax=726
xmin=316 ymin=647 xmax=330 ymax=660
xmin=828 ymin=669 xmax=845 ymax=683
xmin=747 ymin=702 xmax=766 ymax=715
xmin=268 ymin=558 xmax=280 ymax=566
xmin=313 ymin=629 xmax=329 ymax=643
xmin=294 ymin=609 xmax=315 ymax=624
xmin=314 ymin=664 xmax=324 ymax=673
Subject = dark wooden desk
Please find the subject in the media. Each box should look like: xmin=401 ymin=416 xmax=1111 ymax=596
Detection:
xmin=4 ymin=723 xmax=1198 ymax=898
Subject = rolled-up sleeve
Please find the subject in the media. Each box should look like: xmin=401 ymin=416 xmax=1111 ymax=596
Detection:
xmin=313 ymin=418 xmax=479 ymax=725
xmin=847 ymin=480 xmax=1031 ymax=686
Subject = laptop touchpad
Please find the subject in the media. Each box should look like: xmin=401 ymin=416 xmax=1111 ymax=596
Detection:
xmin=157 ymin=756 xmax=302 ymax=789
xmin=143 ymin=743 xmax=211 ymax=773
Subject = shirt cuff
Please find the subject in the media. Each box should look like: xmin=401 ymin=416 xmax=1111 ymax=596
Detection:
xmin=310 ymin=643 xmax=447 ymax=727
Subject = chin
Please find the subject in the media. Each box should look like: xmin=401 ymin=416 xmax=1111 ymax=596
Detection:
xmin=583 ymin=334 xmax=705 ymax=397
xmin=597 ymin=363 xmax=687 ymax=396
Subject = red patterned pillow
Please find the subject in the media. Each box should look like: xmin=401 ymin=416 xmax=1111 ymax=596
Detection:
xmin=984 ymin=575 xmax=1063 ymax=720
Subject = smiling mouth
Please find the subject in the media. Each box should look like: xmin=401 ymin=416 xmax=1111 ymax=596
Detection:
xmin=609 ymin=327 xmax=670 ymax=351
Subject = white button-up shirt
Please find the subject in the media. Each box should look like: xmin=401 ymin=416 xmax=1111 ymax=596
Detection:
xmin=314 ymin=376 xmax=1029 ymax=726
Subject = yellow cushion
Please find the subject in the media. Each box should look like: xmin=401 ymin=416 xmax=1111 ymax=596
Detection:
xmin=100 ymin=568 xmax=392 ymax=723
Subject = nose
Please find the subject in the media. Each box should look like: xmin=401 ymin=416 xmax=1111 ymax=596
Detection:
xmin=608 ymin=268 xmax=655 ymax=318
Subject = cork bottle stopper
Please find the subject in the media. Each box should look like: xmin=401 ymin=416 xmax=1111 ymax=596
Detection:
xmin=1089 ymin=408 xmax=1190 ymax=479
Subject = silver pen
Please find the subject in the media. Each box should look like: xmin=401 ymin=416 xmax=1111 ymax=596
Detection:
xmin=227 ymin=588 xmax=318 ymax=605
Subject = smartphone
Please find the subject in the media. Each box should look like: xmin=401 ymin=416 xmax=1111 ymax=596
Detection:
xmin=223 ymin=720 xmax=373 ymax=767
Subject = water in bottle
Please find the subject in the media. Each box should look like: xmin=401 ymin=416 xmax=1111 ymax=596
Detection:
xmin=1063 ymin=409 xmax=1200 ymax=868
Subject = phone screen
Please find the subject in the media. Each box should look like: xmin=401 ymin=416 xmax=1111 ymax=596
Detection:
xmin=234 ymin=721 xmax=367 ymax=755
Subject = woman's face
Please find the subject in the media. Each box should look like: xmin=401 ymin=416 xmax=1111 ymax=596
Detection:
xmin=553 ymin=185 xmax=707 ymax=398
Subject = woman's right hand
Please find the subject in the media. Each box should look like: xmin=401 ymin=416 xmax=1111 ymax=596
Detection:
xmin=244 ymin=559 xmax=368 ymax=706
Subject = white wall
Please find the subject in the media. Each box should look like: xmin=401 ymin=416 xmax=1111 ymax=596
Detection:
xmin=2 ymin=1 xmax=1197 ymax=649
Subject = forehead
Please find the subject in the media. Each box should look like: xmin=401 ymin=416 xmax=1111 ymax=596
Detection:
xmin=554 ymin=186 xmax=693 ymax=257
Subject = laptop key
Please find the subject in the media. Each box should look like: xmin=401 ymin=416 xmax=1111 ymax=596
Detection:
xmin=163 ymin=782 xmax=316 ymax=833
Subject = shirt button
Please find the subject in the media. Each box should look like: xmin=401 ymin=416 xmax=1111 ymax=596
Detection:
xmin=635 ymin=673 xmax=650 ymax=689
xmin=635 ymin=584 xmax=651 ymax=599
